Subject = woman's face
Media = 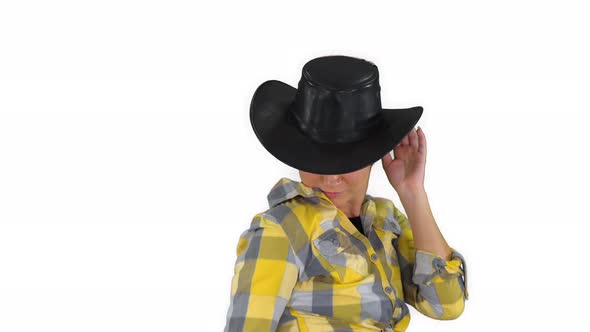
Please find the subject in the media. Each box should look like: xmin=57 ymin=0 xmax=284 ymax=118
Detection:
xmin=298 ymin=164 xmax=373 ymax=218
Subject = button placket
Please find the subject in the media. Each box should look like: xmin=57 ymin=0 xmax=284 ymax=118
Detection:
xmin=337 ymin=210 xmax=399 ymax=314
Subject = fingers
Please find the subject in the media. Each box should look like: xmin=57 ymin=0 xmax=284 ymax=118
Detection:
xmin=394 ymin=126 xmax=425 ymax=153
xmin=416 ymin=126 xmax=426 ymax=154
xmin=402 ymin=133 xmax=409 ymax=146
xmin=382 ymin=150 xmax=393 ymax=164
xmin=399 ymin=127 xmax=417 ymax=147
xmin=408 ymin=127 xmax=418 ymax=147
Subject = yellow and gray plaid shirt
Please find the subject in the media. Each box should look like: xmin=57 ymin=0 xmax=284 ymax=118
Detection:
xmin=224 ymin=178 xmax=468 ymax=332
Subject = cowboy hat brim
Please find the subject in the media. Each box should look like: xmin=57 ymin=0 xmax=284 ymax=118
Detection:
xmin=250 ymin=80 xmax=423 ymax=175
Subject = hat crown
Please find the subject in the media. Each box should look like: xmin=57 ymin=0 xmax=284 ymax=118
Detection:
xmin=289 ymin=55 xmax=384 ymax=144
xmin=303 ymin=55 xmax=378 ymax=91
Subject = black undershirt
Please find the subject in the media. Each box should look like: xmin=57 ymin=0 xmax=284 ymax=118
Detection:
xmin=349 ymin=215 xmax=364 ymax=235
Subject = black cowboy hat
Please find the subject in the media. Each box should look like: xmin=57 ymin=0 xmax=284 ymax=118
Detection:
xmin=250 ymin=55 xmax=423 ymax=175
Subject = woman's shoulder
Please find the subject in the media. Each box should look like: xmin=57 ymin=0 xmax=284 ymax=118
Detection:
xmin=369 ymin=195 xmax=396 ymax=209
xmin=364 ymin=195 xmax=406 ymax=235
xmin=250 ymin=197 xmax=324 ymax=232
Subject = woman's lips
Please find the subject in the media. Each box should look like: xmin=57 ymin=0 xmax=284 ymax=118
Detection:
xmin=324 ymin=191 xmax=341 ymax=198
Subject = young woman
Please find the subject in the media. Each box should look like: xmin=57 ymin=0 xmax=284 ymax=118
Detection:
xmin=224 ymin=55 xmax=468 ymax=332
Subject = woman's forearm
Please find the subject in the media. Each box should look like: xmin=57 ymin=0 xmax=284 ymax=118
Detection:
xmin=398 ymin=188 xmax=452 ymax=260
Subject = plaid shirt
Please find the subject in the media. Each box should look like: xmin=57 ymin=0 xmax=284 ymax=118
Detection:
xmin=224 ymin=178 xmax=468 ymax=332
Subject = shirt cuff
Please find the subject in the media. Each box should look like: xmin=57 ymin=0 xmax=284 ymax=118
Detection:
xmin=412 ymin=247 xmax=469 ymax=299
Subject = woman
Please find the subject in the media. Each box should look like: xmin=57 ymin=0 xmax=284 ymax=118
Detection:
xmin=224 ymin=55 xmax=468 ymax=332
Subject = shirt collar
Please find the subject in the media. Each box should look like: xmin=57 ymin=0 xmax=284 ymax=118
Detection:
xmin=266 ymin=177 xmax=400 ymax=235
xmin=266 ymin=177 xmax=373 ymax=209
xmin=267 ymin=177 xmax=324 ymax=208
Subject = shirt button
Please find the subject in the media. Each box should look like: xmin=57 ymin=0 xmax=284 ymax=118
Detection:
xmin=384 ymin=286 xmax=392 ymax=294
xmin=371 ymin=253 xmax=378 ymax=261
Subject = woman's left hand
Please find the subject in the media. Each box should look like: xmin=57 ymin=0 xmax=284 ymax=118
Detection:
xmin=381 ymin=126 xmax=427 ymax=194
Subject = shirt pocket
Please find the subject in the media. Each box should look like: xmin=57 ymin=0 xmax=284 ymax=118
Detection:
xmin=312 ymin=227 xmax=369 ymax=282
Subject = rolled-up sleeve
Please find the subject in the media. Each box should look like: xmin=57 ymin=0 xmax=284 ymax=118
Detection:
xmin=224 ymin=213 xmax=299 ymax=332
xmin=411 ymin=247 xmax=469 ymax=318
xmin=392 ymin=204 xmax=469 ymax=320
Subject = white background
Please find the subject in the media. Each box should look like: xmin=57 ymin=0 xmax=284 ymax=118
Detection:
xmin=1 ymin=1 xmax=589 ymax=331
